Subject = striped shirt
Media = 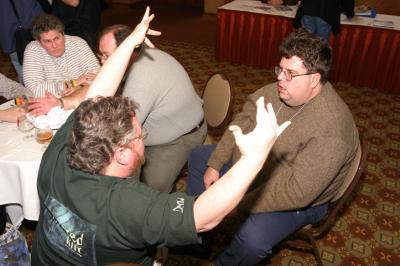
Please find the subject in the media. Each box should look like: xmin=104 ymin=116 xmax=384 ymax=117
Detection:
xmin=23 ymin=35 xmax=100 ymax=97
xmin=0 ymin=73 xmax=33 ymax=99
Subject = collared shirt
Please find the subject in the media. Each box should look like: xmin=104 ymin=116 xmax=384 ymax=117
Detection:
xmin=23 ymin=35 xmax=100 ymax=97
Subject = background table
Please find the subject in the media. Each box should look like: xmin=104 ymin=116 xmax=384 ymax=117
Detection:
xmin=216 ymin=0 xmax=400 ymax=93
xmin=0 ymin=101 xmax=43 ymax=226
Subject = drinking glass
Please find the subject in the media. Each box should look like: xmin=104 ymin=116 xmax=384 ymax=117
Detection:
xmin=17 ymin=114 xmax=34 ymax=140
xmin=35 ymin=124 xmax=53 ymax=144
xmin=17 ymin=114 xmax=34 ymax=132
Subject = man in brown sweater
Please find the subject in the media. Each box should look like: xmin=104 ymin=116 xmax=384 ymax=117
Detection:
xmin=187 ymin=29 xmax=359 ymax=265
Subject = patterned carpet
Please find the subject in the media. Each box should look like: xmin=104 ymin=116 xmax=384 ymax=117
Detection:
xmin=2 ymin=40 xmax=399 ymax=265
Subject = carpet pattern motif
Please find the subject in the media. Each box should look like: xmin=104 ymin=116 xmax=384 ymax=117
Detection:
xmin=1 ymin=40 xmax=399 ymax=265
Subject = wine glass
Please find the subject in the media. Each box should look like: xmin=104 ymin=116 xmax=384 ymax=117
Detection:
xmin=17 ymin=114 xmax=34 ymax=139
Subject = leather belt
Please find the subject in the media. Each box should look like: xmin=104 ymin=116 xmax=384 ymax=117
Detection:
xmin=184 ymin=118 xmax=205 ymax=136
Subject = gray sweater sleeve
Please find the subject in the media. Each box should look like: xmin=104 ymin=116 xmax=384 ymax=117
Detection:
xmin=0 ymin=73 xmax=33 ymax=99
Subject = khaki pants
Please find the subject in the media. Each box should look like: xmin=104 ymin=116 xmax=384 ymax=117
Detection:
xmin=141 ymin=121 xmax=207 ymax=192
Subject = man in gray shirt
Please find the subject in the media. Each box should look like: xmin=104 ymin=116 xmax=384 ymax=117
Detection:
xmin=98 ymin=24 xmax=206 ymax=192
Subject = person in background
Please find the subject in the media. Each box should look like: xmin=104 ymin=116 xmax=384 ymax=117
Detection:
xmin=23 ymin=14 xmax=100 ymax=97
xmin=0 ymin=73 xmax=33 ymax=123
xmin=293 ymin=0 xmax=356 ymax=40
xmin=0 ymin=0 xmax=43 ymax=83
xmin=187 ymin=29 xmax=359 ymax=265
xmin=51 ymin=0 xmax=101 ymax=50
xmin=31 ymin=8 xmax=291 ymax=265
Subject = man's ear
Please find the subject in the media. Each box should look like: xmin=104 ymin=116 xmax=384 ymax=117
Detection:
xmin=311 ymin=72 xmax=321 ymax=88
xmin=114 ymin=147 xmax=128 ymax=165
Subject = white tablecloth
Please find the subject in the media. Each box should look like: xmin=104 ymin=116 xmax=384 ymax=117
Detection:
xmin=0 ymin=101 xmax=44 ymax=226
xmin=220 ymin=0 xmax=400 ymax=30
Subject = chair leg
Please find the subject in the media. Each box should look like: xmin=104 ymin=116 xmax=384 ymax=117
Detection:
xmin=154 ymin=247 xmax=169 ymax=266
xmin=307 ymin=235 xmax=323 ymax=266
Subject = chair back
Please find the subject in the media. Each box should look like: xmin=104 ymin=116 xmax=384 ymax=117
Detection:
xmin=309 ymin=134 xmax=368 ymax=237
xmin=286 ymin=134 xmax=368 ymax=266
xmin=202 ymin=73 xmax=234 ymax=136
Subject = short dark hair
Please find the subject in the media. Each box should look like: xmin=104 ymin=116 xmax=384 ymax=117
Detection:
xmin=68 ymin=96 xmax=138 ymax=174
xmin=98 ymin=24 xmax=132 ymax=49
xmin=279 ymin=29 xmax=331 ymax=84
xmin=31 ymin=14 xmax=64 ymax=40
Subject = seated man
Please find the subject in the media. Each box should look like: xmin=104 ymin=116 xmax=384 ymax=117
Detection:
xmin=97 ymin=24 xmax=206 ymax=192
xmin=187 ymin=29 xmax=359 ymax=265
xmin=23 ymin=14 xmax=100 ymax=97
xmin=31 ymin=8 xmax=291 ymax=265
xmin=0 ymin=73 xmax=32 ymax=122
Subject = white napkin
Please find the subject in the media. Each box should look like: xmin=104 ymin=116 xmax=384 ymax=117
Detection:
xmin=29 ymin=106 xmax=73 ymax=129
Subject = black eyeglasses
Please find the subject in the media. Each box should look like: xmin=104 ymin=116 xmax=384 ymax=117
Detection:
xmin=275 ymin=66 xmax=315 ymax=81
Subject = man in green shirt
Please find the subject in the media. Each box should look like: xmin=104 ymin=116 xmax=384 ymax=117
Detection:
xmin=31 ymin=7 xmax=290 ymax=266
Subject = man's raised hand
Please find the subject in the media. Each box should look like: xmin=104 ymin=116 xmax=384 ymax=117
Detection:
xmin=230 ymin=97 xmax=291 ymax=161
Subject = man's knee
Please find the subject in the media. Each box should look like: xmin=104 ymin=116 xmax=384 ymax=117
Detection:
xmin=236 ymin=228 xmax=273 ymax=255
xmin=188 ymin=144 xmax=216 ymax=167
xmin=215 ymin=232 xmax=271 ymax=266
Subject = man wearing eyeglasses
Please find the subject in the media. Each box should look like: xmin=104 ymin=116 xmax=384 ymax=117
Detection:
xmin=187 ymin=29 xmax=359 ymax=265
xmin=96 ymin=24 xmax=206 ymax=193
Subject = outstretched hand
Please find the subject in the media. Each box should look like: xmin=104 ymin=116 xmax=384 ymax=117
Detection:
xmin=230 ymin=97 xmax=291 ymax=161
xmin=28 ymin=91 xmax=59 ymax=116
xmin=130 ymin=6 xmax=161 ymax=49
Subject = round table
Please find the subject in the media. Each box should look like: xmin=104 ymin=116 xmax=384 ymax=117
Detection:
xmin=0 ymin=101 xmax=44 ymax=226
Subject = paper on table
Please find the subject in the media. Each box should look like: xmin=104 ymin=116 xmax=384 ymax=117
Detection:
xmin=373 ymin=20 xmax=394 ymax=28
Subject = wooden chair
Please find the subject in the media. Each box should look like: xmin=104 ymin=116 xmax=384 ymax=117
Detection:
xmin=202 ymin=73 xmax=234 ymax=144
xmin=285 ymin=134 xmax=368 ymax=266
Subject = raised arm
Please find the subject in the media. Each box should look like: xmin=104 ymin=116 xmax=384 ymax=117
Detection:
xmin=86 ymin=7 xmax=161 ymax=99
xmin=193 ymin=97 xmax=291 ymax=232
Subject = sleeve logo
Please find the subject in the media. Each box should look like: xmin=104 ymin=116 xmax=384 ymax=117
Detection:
xmin=172 ymin=197 xmax=185 ymax=213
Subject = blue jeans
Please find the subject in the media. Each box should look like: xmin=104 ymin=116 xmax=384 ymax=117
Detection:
xmin=9 ymin=52 xmax=24 ymax=84
xmin=301 ymin=15 xmax=332 ymax=41
xmin=187 ymin=145 xmax=328 ymax=265
xmin=187 ymin=144 xmax=233 ymax=196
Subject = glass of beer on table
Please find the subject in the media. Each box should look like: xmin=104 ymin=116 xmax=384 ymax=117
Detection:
xmin=35 ymin=122 xmax=53 ymax=144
